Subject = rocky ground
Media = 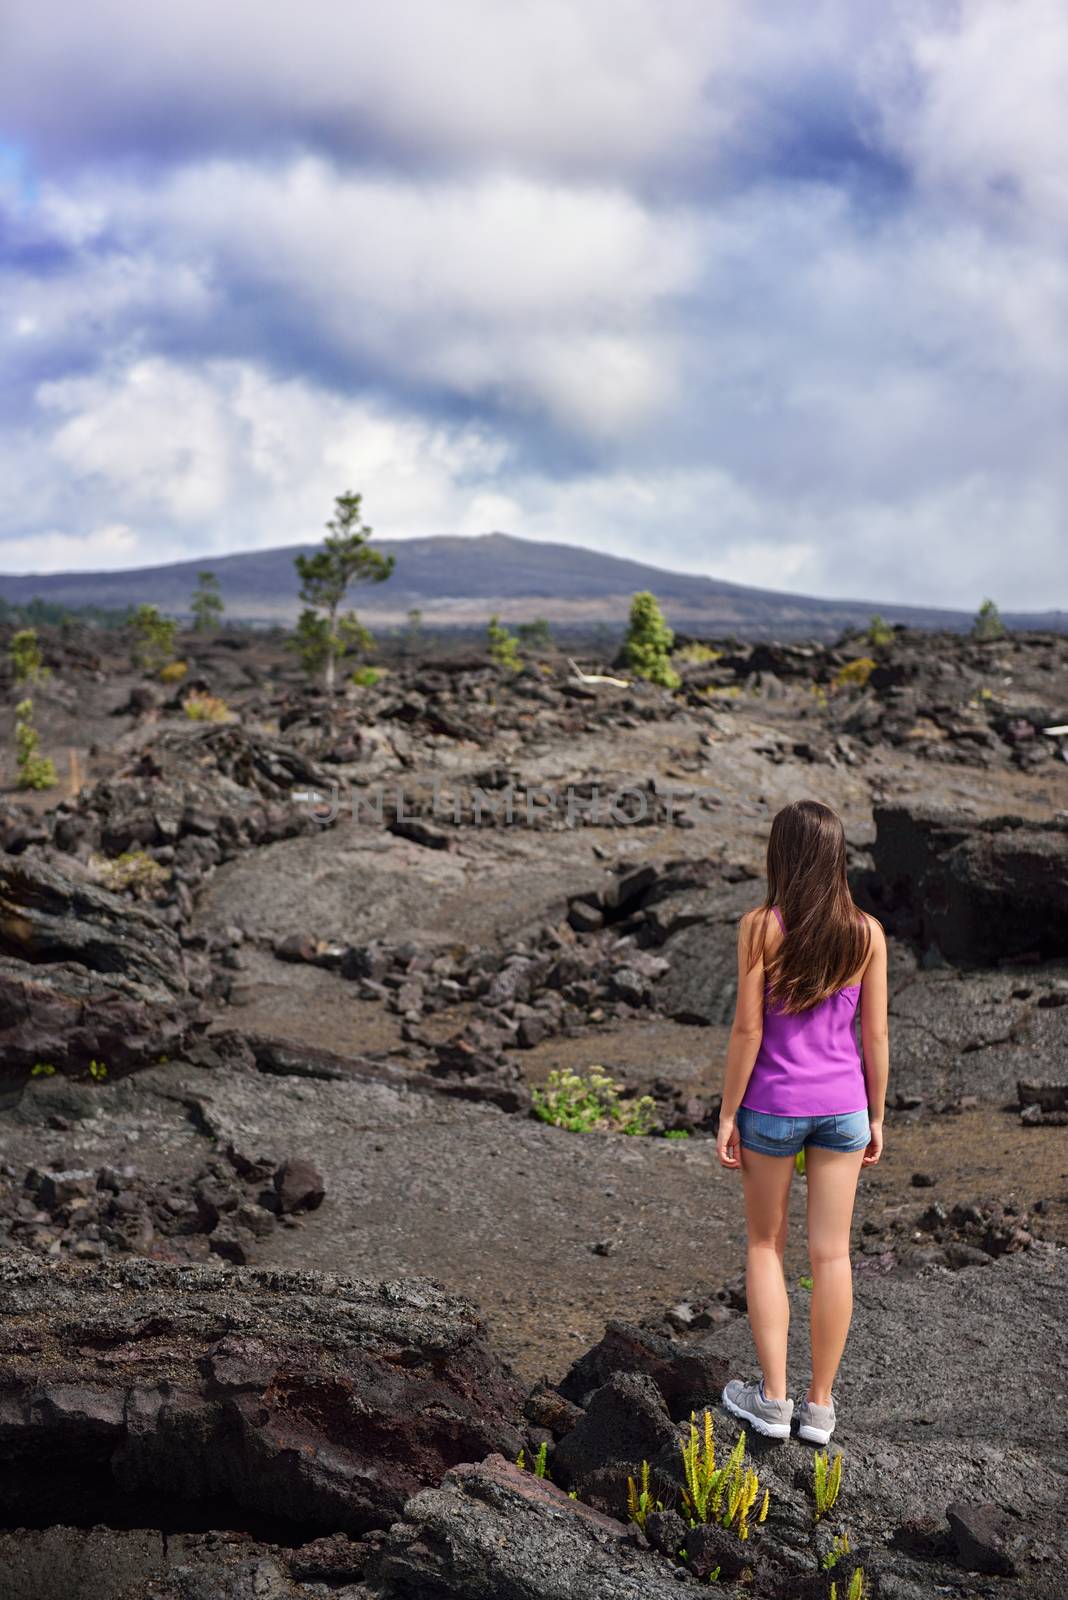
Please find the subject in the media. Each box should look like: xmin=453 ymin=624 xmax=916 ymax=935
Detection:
xmin=1 ymin=617 xmax=1067 ymax=1598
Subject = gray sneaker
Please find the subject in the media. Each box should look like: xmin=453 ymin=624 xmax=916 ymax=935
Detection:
xmin=797 ymin=1392 xmax=836 ymax=1445
xmin=721 ymin=1377 xmax=793 ymax=1440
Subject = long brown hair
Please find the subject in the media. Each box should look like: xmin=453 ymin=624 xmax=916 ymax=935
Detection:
xmin=748 ymin=799 xmax=872 ymax=1013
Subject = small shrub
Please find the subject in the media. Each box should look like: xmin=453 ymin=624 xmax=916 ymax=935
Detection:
xmin=184 ymin=690 xmax=230 ymax=722
xmin=131 ymin=604 xmax=178 ymax=671
xmin=10 ymin=628 xmax=49 ymax=684
xmin=626 ymin=1459 xmax=662 ymax=1531
xmin=516 ymin=618 xmax=553 ymax=650
xmin=673 ymin=641 xmax=722 ymax=665
xmin=350 ymin=664 xmax=382 ymax=688
xmin=866 ymin=614 xmax=894 ymax=648
xmin=813 ymin=1448 xmax=843 ymax=1520
xmin=487 ymin=614 xmax=521 ymax=672
xmin=88 ymin=1059 xmax=108 ymax=1082
xmin=531 ymin=1067 xmax=656 ymax=1136
xmin=159 ymin=659 xmax=189 ymax=684
xmin=972 ymin=597 xmax=1006 ymax=642
xmin=94 ymin=848 xmax=170 ymax=898
xmin=810 ymin=683 xmax=828 ymax=710
xmin=14 ymin=699 xmax=57 ymax=790
xmin=834 ymin=657 xmax=875 ymax=690
xmin=624 ymin=592 xmax=680 ymax=689
xmin=191 ymin=569 xmax=224 ymax=632
xmin=31 ymin=1062 xmax=56 ymax=1077
xmin=663 ymin=1128 xmax=691 ymax=1140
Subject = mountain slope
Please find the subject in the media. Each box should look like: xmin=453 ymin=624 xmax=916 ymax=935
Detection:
xmin=0 ymin=531 xmax=1062 ymax=638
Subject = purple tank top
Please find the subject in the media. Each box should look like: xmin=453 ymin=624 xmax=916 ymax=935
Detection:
xmin=741 ymin=906 xmax=868 ymax=1116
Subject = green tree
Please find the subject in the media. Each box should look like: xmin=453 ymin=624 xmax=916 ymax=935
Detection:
xmin=191 ymin=570 xmax=224 ymax=632
xmin=14 ymin=698 xmax=57 ymax=790
xmin=624 ymin=591 xmax=680 ymax=688
xmin=291 ymin=492 xmax=394 ymax=690
xmin=972 ymin=597 xmax=1006 ymax=642
xmin=487 ymin=614 xmax=521 ymax=671
xmin=866 ymin=613 xmax=893 ymax=648
xmin=516 ymin=617 xmax=552 ymax=650
xmin=404 ymin=607 xmax=423 ymax=657
xmin=9 ymin=628 xmax=49 ymax=684
xmin=130 ymin=604 xmax=178 ymax=671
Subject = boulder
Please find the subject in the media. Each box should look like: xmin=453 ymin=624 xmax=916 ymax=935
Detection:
xmin=859 ymin=803 xmax=1068 ymax=963
xmin=367 ymin=1453 xmax=690 ymax=1600
xmin=0 ymin=1254 xmax=524 ymax=1536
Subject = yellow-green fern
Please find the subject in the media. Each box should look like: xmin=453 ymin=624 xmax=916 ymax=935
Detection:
xmin=626 ymin=1458 xmax=661 ymax=1531
xmin=813 ymin=1448 xmax=843 ymax=1519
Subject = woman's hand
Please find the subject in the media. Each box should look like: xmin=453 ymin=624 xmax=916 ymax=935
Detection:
xmin=861 ymin=1118 xmax=884 ymax=1166
xmin=717 ymin=1111 xmax=741 ymax=1168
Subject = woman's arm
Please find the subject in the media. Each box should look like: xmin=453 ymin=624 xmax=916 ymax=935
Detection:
xmin=716 ymin=911 xmax=767 ymax=1168
xmin=859 ymin=917 xmax=889 ymax=1163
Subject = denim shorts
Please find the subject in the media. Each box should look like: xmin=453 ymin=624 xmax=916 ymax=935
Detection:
xmin=736 ymin=1104 xmax=870 ymax=1157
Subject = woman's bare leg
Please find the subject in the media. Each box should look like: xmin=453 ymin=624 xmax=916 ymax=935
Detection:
xmin=738 ymin=1144 xmax=795 ymax=1401
xmin=804 ymin=1145 xmax=866 ymax=1404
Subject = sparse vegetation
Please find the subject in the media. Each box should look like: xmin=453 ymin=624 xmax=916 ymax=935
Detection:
xmin=516 ymin=1441 xmax=551 ymax=1480
xmin=795 ymin=1148 xmax=806 ymax=1175
xmin=673 ymin=641 xmax=722 ymax=665
xmin=972 ymin=597 xmax=1006 ymax=641
xmin=822 ymin=1529 xmax=852 ymax=1569
xmin=159 ymin=659 xmax=189 ymax=684
xmin=624 ymin=592 xmax=680 ymax=689
xmin=531 ymin=1067 xmax=656 ymax=1136
xmin=291 ymin=491 xmax=394 ymax=690
xmin=404 ymin=607 xmax=423 ymax=656
xmin=830 ymin=1568 xmax=868 ymax=1600
xmin=813 ymin=1448 xmax=843 ymax=1520
xmin=834 ymin=657 xmax=876 ymax=689
xmin=93 ymin=848 xmax=170 ymax=898
xmin=30 ymin=1062 xmax=56 ymax=1077
xmin=680 ymin=1410 xmax=766 ymax=1539
xmin=9 ymin=627 xmax=49 ymax=684
xmin=350 ymin=665 xmax=383 ymax=688
xmin=516 ymin=618 xmax=553 ymax=650
xmin=487 ymin=614 xmax=521 ymax=672
xmin=866 ymin=614 xmax=893 ymax=648
xmin=191 ymin=570 xmax=224 ymax=632
xmin=88 ymin=1059 xmax=108 ymax=1082
xmin=14 ymin=698 xmax=57 ymax=789
xmin=626 ymin=1459 xmax=662 ymax=1532
xmin=131 ymin=604 xmax=178 ymax=672
xmin=184 ymin=690 xmax=231 ymax=722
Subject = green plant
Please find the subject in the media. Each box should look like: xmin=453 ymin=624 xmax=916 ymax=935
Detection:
xmin=795 ymin=1148 xmax=806 ymax=1175
xmin=829 ymin=1567 xmax=867 ymax=1600
xmin=14 ymin=698 xmax=57 ymax=790
xmin=834 ymin=657 xmax=876 ymax=689
xmin=191 ymin=569 xmax=224 ymax=632
xmin=487 ymin=614 xmax=521 ymax=671
xmin=822 ymin=1530 xmax=852 ymax=1570
xmin=94 ymin=848 xmax=170 ymax=898
xmin=664 ymin=1128 xmax=691 ymax=1140
xmin=290 ymin=492 xmax=394 ymax=690
xmin=516 ymin=618 xmax=553 ymax=650
xmin=626 ymin=1459 xmax=662 ymax=1532
xmin=810 ymin=683 xmax=828 ymax=710
xmin=9 ymin=627 xmax=49 ymax=684
xmin=515 ymin=1441 xmax=551 ymax=1482
xmin=404 ymin=607 xmax=423 ymax=654
xmin=531 ymin=1067 xmax=656 ymax=1136
xmin=130 ymin=604 xmax=178 ymax=671
xmin=972 ymin=597 xmax=1006 ymax=642
xmin=88 ymin=1059 xmax=108 ymax=1082
xmin=679 ymin=1410 xmax=766 ymax=1539
xmin=798 ymin=1275 xmax=814 ymax=1292
xmin=866 ymin=614 xmax=894 ymax=648
xmin=624 ymin=592 xmax=680 ymax=688
xmin=159 ymin=659 xmax=189 ymax=684
xmin=31 ymin=1062 xmax=56 ymax=1077
xmin=813 ymin=1448 xmax=843 ymax=1520
xmin=184 ymin=690 xmax=230 ymax=722
xmin=350 ymin=664 xmax=382 ymax=688
xmin=673 ymin=641 xmax=722 ymax=665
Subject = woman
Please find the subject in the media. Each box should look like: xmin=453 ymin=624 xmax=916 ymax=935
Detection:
xmin=716 ymin=799 xmax=888 ymax=1444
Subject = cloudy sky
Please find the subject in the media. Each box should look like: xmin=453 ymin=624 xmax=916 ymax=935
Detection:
xmin=1 ymin=0 xmax=1065 ymax=608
